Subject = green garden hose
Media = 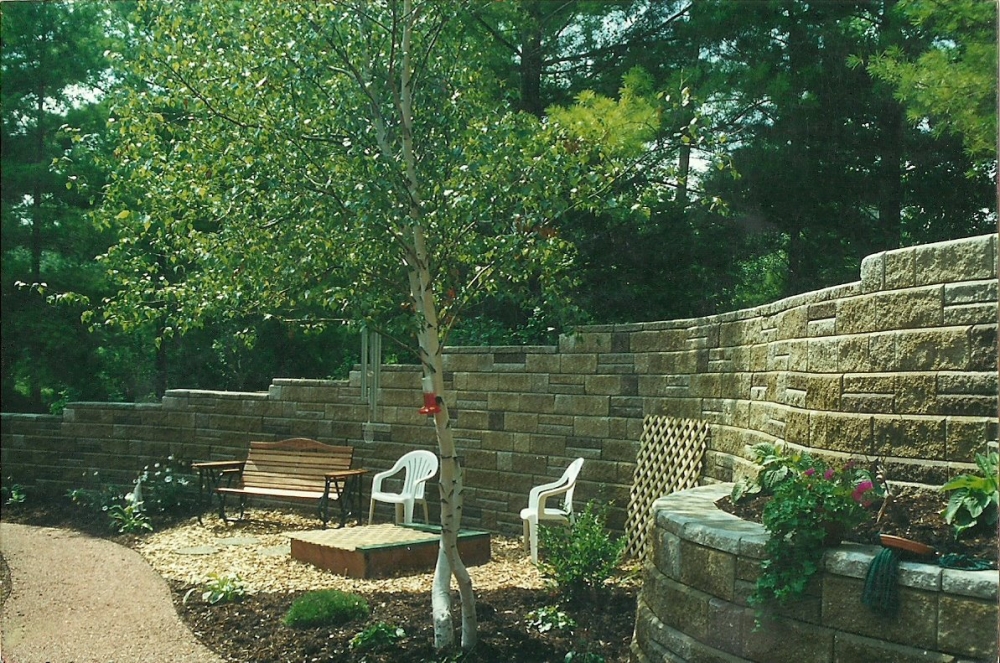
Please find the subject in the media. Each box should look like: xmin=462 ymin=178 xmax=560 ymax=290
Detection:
xmin=862 ymin=547 xmax=899 ymax=617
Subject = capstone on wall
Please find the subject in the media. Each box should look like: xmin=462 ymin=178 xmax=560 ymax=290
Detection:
xmin=2 ymin=234 xmax=997 ymax=534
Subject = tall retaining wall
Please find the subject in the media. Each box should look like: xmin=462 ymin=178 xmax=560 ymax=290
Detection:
xmin=2 ymin=234 xmax=997 ymax=534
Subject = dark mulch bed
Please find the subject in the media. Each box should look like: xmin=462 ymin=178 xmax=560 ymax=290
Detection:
xmin=2 ymin=497 xmax=637 ymax=663
xmin=174 ymin=582 xmax=636 ymax=663
xmin=717 ymin=485 xmax=998 ymax=565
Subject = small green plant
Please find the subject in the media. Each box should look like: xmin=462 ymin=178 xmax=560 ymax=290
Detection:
xmin=539 ymin=500 xmax=625 ymax=599
xmin=350 ymin=622 xmax=405 ymax=651
xmin=106 ymin=502 xmax=153 ymax=533
xmin=565 ymin=652 xmax=604 ymax=663
xmin=3 ymin=482 xmax=27 ymax=505
xmin=731 ymin=443 xmax=815 ymax=502
xmin=198 ymin=573 xmax=246 ymax=605
xmin=525 ymin=605 xmax=576 ymax=633
xmin=941 ymin=450 xmax=999 ymax=539
xmin=283 ymin=589 xmax=370 ymax=628
xmin=66 ymin=471 xmax=125 ymax=514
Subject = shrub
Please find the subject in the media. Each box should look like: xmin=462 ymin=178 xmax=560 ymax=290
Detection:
xmin=350 ymin=622 xmax=404 ymax=651
xmin=539 ymin=500 xmax=625 ymax=599
xmin=136 ymin=456 xmax=198 ymax=515
xmin=283 ymin=589 xmax=370 ymax=628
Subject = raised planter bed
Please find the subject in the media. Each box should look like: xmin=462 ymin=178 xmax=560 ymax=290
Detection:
xmin=631 ymin=484 xmax=999 ymax=663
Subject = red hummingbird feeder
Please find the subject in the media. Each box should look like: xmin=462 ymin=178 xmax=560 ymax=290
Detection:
xmin=417 ymin=375 xmax=441 ymax=416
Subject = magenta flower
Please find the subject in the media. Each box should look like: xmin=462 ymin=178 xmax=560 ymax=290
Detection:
xmin=823 ymin=468 xmax=836 ymax=481
xmin=852 ymin=480 xmax=875 ymax=505
xmin=804 ymin=468 xmax=816 ymax=477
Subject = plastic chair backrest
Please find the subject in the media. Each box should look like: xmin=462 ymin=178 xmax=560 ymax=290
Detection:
xmin=558 ymin=457 xmax=585 ymax=512
xmin=396 ymin=449 xmax=438 ymax=498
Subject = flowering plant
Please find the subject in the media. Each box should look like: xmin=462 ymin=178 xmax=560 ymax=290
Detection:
xmin=735 ymin=445 xmax=881 ymax=607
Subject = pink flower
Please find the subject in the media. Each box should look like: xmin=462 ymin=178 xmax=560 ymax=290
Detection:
xmin=852 ymin=480 xmax=875 ymax=505
xmin=823 ymin=468 xmax=836 ymax=481
xmin=804 ymin=468 xmax=816 ymax=477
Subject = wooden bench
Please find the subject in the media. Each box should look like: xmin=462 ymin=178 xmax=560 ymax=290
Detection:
xmin=193 ymin=438 xmax=362 ymax=527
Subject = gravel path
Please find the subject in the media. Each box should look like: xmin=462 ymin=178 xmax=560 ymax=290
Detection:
xmin=0 ymin=522 xmax=224 ymax=663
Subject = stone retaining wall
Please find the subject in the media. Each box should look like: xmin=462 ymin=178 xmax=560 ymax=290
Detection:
xmin=2 ymin=234 xmax=997 ymax=535
xmin=632 ymin=484 xmax=999 ymax=663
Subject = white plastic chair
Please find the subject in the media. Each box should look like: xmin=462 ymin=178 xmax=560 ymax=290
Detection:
xmin=368 ymin=449 xmax=438 ymax=525
xmin=519 ymin=457 xmax=585 ymax=564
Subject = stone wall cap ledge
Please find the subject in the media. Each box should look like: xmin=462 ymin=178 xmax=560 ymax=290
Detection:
xmin=941 ymin=567 xmax=1000 ymax=600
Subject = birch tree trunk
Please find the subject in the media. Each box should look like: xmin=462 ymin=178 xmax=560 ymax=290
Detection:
xmin=397 ymin=0 xmax=477 ymax=649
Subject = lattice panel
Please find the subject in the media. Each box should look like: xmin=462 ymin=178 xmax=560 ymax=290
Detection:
xmin=623 ymin=415 xmax=709 ymax=561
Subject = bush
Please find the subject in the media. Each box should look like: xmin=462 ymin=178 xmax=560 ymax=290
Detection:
xmin=135 ymin=456 xmax=198 ymax=516
xmin=283 ymin=590 xmax=370 ymax=628
xmin=200 ymin=573 xmax=247 ymax=605
xmin=539 ymin=500 xmax=625 ymax=599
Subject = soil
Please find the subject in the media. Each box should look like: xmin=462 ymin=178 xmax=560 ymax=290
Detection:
xmin=1 ymin=498 xmax=638 ymax=663
xmin=717 ymin=485 xmax=998 ymax=565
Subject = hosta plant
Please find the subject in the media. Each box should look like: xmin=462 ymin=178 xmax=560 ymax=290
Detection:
xmin=941 ymin=450 xmax=998 ymax=539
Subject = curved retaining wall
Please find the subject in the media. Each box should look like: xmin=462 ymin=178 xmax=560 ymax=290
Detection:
xmin=2 ymin=234 xmax=998 ymax=534
xmin=631 ymin=484 xmax=999 ymax=663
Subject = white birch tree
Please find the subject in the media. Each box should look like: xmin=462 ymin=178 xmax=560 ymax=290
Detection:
xmin=96 ymin=0 xmax=657 ymax=650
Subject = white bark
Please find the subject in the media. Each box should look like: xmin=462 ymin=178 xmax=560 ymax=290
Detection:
xmin=398 ymin=0 xmax=477 ymax=650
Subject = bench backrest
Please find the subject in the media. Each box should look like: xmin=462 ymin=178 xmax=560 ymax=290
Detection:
xmin=241 ymin=438 xmax=354 ymax=492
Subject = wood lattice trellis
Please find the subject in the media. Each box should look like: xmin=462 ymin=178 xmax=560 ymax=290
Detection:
xmin=623 ymin=415 xmax=709 ymax=561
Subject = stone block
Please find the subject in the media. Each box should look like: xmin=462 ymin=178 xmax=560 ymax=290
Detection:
xmin=943 ymin=302 xmax=997 ymax=325
xmin=876 ymin=288 xmax=945 ymax=331
xmin=679 ymin=540 xmax=736 ymax=602
xmin=821 ymin=575 xmax=938 ymax=650
xmin=630 ymin=329 xmax=689 ymax=353
xmin=946 ymin=418 xmax=997 ymax=463
xmin=968 ymin=324 xmax=998 ymax=371
xmin=554 ymin=394 xmax=609 ymax=417
xmin=742 ymin=612 xmax=834 ymax=663
xmin=810 ymin=412 xmax=874 ymax=456
xmin=837 ymin=336 xmax=871 ymax=372
xmin=914 ymin=235 xmax=996 ymax=286
xmin=896 ymin=329 xmax=970 ymax=372
xmin=838 ymin=295 xmax=879 ymax=334
xmin=869 ymin=333 xmax=897 ymax=371
xmin=937 ymin=595 xmax=997 ymax=660
xmin=873 ymin=416 xmax=946 ymax=460
xmin=560 ymin=331 xmax=611 ymax=354
xmin=894 ymin=374 xmax=937 ymax=415
xmin=884 ymin=247 xmax=917 ymax=289
xmin=559 ymin=353 xmax=598 ymax=375
xmin=833 ymin=632 xmax=957 ymax=663
xmin=573 ymin=416 xmax=610 ymax=438
xmin=861 ymin=251 xmax=886 ymax=293
xmin=584 ymin=374 xmax=624 ymax=395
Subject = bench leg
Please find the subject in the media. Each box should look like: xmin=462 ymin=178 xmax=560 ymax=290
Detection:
xmin=218 ymin=493 xmax=228 ymax=522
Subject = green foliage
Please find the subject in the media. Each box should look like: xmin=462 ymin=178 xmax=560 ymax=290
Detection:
xmin=199 ymin=573 xmax=246 ymax=605
xmin=538 ymin=501 xmax=625 ymax=599
xmin=941 ymin=450 xmax=999 ymax=539
xmin=2 ymin=481 xmax=27 ymax=505
xmin=66 ymin=471 xmax=126 ymax=514
xmin=350 ymin=622 xmax=405 ymax=651
xmin=106 ymin=502 xmax=153 ymax=534
xmin=135 ymin=456 xmax=198 ymax=515
xmin=750 ymin=457 xmax=880 ymax=606
xmin=565 ymin=652 xmax=605 ymax=663
xmin=865 ymin=0 xmax=997 ymax=161
xmin=283 ymin=590 xmax=370 ymax=629
xmin=525 ymin=605 xmax=576 ymax=634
